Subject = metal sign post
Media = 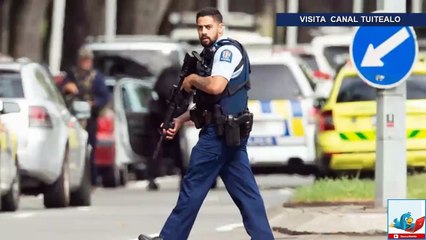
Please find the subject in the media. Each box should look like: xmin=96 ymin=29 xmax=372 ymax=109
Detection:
xmin=351 ymin=0 xmax=417 ymax=208
xmin=376 ymin=0 xmax=408 ymax=208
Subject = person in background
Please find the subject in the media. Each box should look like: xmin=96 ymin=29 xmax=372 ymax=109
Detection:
xmin=62 ymin=47 xmax=110 ymax=186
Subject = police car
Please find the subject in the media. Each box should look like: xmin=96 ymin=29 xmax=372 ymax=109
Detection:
xmin=180 ymin=51 xmax=317 ymax=172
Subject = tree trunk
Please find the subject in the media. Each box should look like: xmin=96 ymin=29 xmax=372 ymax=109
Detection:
xmin=117 ymin=0 xmax=171 ymax=35
xmin=83 ymin=0 xmax=105 ymax=36
xmin=9 ymin=0 xmax=50 ymax=62
xmin=0 ymin=0 xmax=6 ymax=54
xmin=61 ymin=0 xmax=104 ymax=71
xmin=194 ymin=0 xmax=215 ymax=9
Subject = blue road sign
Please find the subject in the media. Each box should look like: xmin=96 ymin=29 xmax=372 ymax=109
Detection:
xmin=350 ymin=26 xmax=418 ymax=89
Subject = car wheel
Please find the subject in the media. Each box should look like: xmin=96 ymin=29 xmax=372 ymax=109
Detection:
xmin=44 ymin=156 xmax=70 ymax=208
xmin=1 ymin=160 xmax=20 ymax=212
xmin=70 ymin=146 xmax=92 ymax=206
xmin=102 ymin=165 xmax=120 ymax=188
xmin=119 ymin=167 xmax=128 ymax=186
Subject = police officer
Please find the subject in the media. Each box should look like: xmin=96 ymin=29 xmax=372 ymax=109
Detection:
xmin=62 ymin=47 xmax=110 ymax=186
xmin=138 ymin=7 xmax=274 ymax=240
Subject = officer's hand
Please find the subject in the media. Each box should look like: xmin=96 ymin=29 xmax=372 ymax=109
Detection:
xmin=182 ymin=74 xmax=196 ymax=93
xmin=161 ymin=118 xmax=183 ymax=140
xmin=63 ymin=82 xmax=79 ymax=94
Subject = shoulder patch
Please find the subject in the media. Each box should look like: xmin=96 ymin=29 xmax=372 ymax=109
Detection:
xmin=219 ymin=49 xmax=233 ymax=63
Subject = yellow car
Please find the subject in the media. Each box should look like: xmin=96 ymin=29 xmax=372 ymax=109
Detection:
xmin=315 ymin=59 xmax=426 ymax=177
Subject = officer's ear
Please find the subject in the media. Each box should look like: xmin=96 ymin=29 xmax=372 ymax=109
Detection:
xmin=218 ymin=23 xmax=224 ymax=35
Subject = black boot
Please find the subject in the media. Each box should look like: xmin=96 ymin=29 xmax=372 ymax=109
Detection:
xmin=138 ymin=234 xmax=163 ymax=240
xmin=147 ymin=180 xmax=159 ymax=191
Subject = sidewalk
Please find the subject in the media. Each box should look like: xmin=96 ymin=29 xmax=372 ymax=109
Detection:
xmin=269 ymin=202 xmax=387 ymax=238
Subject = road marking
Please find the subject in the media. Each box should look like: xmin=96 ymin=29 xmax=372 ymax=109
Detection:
xmin=216 ymin=223 xmax=244 ymax=232
xmin=76 ymin=207 xmax=91 ymax=211
xmin=278 ymin=188 xmax=293 ymax=195
xmin=126 ymin=176 xmax=180 ymax=189
xmin=14 ymin=212 xmax=34 ymax=218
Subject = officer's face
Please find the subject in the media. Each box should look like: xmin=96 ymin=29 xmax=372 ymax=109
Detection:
xmin=196 ymin=16 xmax=223 ymax=47
xmin=78 ymin=57 xmax=93 ymax=71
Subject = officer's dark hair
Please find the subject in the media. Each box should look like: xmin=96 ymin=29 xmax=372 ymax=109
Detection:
xmin=196 ymin=7 xmax=223 ymax=23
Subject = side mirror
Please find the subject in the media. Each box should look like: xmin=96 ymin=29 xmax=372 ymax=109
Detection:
xmin=0 ymin=100 xmax=20 ymax=114
xmin=72 ymin=101 xmax=91 ymax=120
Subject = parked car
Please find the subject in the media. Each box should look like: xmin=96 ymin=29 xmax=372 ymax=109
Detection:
xmin=315 ymin=59 xmax=426 ymax=177
xmin=0 ymin=100 xmax=20 ymax=211
xmin=0 ymin=60 xmax=92 ymax=208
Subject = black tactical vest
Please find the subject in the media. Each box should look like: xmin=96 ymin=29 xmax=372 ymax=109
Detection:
xmin=194 ymin=38 xmax=251 ymax=115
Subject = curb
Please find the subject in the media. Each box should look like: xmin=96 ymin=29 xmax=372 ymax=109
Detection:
xmin=272 ymin=227 xmax=387 ymax=236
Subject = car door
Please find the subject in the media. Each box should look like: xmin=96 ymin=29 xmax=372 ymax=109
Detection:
xmin=113 ymin=79 xmax=154 ymax=160
xmin=33 ymin=66 xmax=70 ymax=172
xmin=38 ymin=67 xmax=84 ymax=180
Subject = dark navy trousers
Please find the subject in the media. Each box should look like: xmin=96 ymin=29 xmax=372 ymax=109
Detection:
xmin=159 ymin=125 xmax=274 ymax=240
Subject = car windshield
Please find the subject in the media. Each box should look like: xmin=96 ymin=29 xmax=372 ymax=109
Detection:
xmin=249 ymin=64 xmax=301 ymax=100
xmin=323 ymin=46 xmax=349 ymax=71
xmin=0 ymin=71 xmax=24 ymax=98
xmin=337 ymin=75 xmax=426 ymax=102
xmin=93 ymin=49 xmax=180 ymax=79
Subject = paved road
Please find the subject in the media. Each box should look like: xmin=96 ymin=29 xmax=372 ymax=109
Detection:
xmin=0 ymin=174 xmax=315 ymax=240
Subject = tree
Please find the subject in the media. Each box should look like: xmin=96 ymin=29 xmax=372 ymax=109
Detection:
xmin=117 ymin=0 xmax=171 ymax=35
xmin=9 ymin=0 xmax=50 ymax=62
xmin=61 ymin=0 xmax=104 ymax=70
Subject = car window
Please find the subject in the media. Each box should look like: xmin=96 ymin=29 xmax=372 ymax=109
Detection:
xmin=298 ymin=62 xmax=316 ymax=90
xmin=0 ymin=71 xmax=24 ymax=98
xmin=93 ymin=49 xmax=181 ymax=79
xmin=249 ymin=64 xmax=302 ymax=100
xmin=298 ymin=54 xmax=319 ymax=71
xmin=122 ymin=82 xmax=152 ymax=113
xmin=323 ymin=46 xmax=349 ymax=71
xmin=337 ymin=74 xmax=426 ymax=102
xmin=39 ymin=67 xmax=66 ymax=106
xmin=34 ymin=69 xmax=59 ymax=103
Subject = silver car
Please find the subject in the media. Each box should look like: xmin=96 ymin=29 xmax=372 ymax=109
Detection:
xmin=0 ymin=60 xmax=92 ymax=208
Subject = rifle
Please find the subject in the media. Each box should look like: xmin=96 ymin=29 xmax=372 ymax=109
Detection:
xmin=152 ymin=51 xmax=209 ymax=163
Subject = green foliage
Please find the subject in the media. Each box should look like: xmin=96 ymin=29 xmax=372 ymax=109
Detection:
xmin=293 ymin=174 xmax=426 ymax=203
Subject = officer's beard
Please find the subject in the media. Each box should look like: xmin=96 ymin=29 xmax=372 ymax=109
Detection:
xmin=200 ymin=35 xmax=219 ymax=48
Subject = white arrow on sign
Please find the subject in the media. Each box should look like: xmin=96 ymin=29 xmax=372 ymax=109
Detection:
xmin=361 ymin=27 xmax=410 ymax=67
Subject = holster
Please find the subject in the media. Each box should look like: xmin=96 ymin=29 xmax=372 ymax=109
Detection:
xmin=189 ymin=105 xmax=206 ymax=129
xmin=213 ymin=105 xmax=254 ymax=147
xmin=224 ymin=111 xmax=253 ymax=146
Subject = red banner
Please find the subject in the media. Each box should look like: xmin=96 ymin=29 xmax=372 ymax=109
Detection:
xmin=388 ymin=233 xmax=425 ymax=239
